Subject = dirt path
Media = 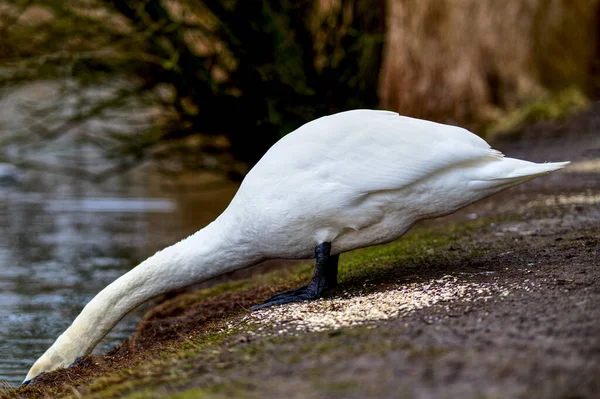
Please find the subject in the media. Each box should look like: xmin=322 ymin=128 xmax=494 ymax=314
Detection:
xmin=3 ymin=108 xmax=599 ymax=398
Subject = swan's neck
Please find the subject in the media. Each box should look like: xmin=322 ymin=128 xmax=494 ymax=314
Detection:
xmin=52 ymin=215 xmax=258 ymax=364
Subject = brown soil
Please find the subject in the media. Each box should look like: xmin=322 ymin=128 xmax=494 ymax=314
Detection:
xmin=3 ymin=105 xmax=599 ymax=398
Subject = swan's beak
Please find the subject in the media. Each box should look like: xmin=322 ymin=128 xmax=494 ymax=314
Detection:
xmin=21 ymin=371 xmax=45 ymax=387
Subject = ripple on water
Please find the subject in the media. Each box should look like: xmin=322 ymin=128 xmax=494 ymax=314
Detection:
xmin=0 ymin=190 xmax=187 ymax=385
xmin=0 ymin=171 xmax=235 ymax=385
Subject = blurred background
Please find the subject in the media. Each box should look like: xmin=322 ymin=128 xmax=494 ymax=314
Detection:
xmin=0 ymin=0 xmax=598 ymax=386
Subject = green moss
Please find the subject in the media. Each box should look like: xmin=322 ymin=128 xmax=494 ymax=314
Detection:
xmin=334 ymin=216 xmax=508 ymax=292
xmin=486 ymin=87 xmax=589 ymax=138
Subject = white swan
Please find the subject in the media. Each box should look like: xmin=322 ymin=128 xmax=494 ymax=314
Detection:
xmin=23 ymin=110 xmax=568 ymax=383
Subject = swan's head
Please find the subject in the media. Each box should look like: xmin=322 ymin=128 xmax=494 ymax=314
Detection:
xmin=22 ymin=335 xmax=79 ymax=385
xmin=23 ymin=348 xmax=69 ymax=385
xmin=22 ymin=357 xmax=50 ymax=385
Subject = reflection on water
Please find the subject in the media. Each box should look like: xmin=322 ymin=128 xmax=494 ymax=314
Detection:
xmin=0 ymin=173 xmax=238 ymax=386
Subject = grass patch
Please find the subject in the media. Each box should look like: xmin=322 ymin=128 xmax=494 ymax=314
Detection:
xmin=485 ymin=87 xmax=589 ymax=139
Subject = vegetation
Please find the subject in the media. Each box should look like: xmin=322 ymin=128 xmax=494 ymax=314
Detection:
xmin=380 ymin=0 xmax=599 ymax=131
xmin=0 ymin=0 xmax=384 ymax=179
xmin=485 ymin=87 xmax=590 ymax=138
xmin=0 ymin=0 xmax=598 ymax=177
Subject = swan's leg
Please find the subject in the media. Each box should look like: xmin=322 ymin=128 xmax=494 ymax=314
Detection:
xmin=264 ymin=252 xmax=339 ymax=302
xmin=252 ymin=242 xmax=338 ymax=310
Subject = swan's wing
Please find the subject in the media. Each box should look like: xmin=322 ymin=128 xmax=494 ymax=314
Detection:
xmin=246 ymin=110 xmax=498 ymax=195
xmin=306 ymin=110 xmax=498 ymax=193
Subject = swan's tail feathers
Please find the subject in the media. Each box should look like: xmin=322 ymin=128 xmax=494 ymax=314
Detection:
xmin=486 ymin=159 xmax=570 ymax=181
xmin=487 ymin=149 xmax=505 ymax=159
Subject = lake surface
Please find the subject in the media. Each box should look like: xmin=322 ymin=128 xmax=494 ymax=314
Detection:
xmin=0 ymin=173 xmax=238 ymax=386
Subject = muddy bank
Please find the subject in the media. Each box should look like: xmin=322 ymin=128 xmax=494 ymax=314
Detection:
xmin=2 ymin=107 xmax=599 ymax=398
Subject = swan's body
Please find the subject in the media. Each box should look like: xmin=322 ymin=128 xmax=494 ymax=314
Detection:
xmin=24 ymin=110 xmax=568 ymax=383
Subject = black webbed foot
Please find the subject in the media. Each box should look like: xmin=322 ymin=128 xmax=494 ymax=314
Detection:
xmin=259 ymin=285 xmax=311 ymax=302
xmin=251 ymin=286 xmax=318 ymax=310
xmin=252 ymin=243 xmax=339 ymax=311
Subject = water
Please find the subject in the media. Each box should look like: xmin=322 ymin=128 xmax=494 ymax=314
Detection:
xmin=0 ymin=173 xmax=238 ymax=386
